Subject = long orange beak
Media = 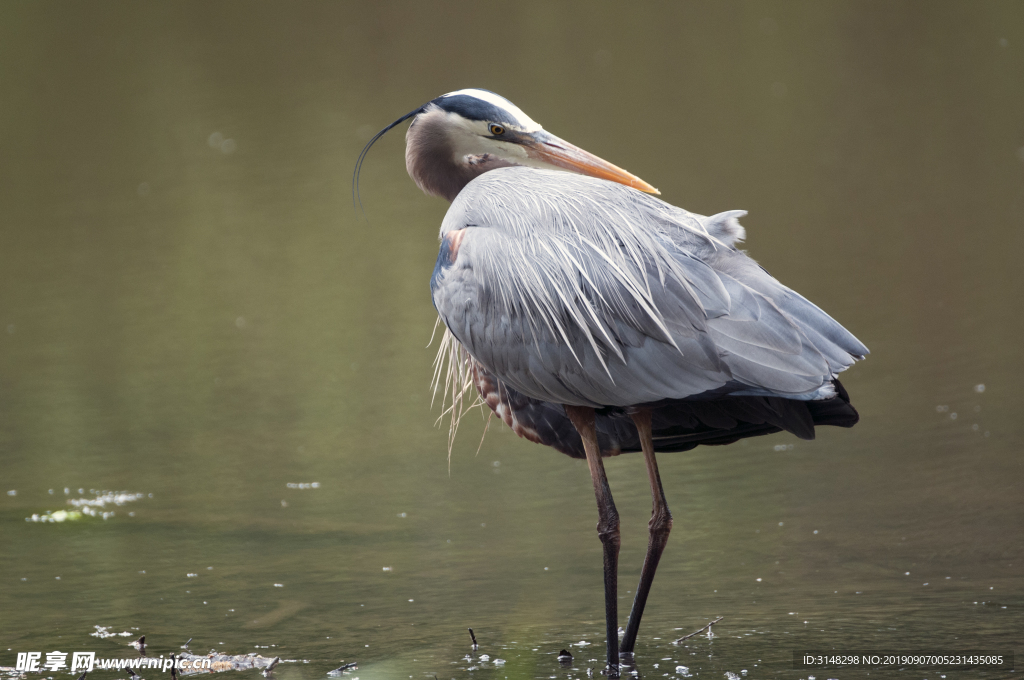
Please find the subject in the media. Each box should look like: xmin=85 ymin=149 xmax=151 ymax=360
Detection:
xmin=523 ymin=131 xmax=660 ymax=195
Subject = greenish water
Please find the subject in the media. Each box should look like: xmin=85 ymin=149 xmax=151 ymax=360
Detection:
xmin=1 ymin=2 xmax=1021 ymax=679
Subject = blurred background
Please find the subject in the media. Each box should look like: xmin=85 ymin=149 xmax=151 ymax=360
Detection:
xmin=1 ymin=2 xmax=1021 ymax=679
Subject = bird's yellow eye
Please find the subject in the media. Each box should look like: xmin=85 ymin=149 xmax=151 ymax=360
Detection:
xmin=489 ymin=124 xmax=505 ymax=136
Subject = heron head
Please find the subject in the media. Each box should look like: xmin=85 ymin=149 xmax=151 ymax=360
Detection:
xmin=354 ymin=89 xmax=659 ymax=204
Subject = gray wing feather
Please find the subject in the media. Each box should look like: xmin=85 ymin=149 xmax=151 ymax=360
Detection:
xmin=431 ymin=167 xmax=867 ymax=408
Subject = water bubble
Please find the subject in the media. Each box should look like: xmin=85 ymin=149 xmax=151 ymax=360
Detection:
xmin=974 ymin=384 xmax=986 ymax=393
xmin=208 ymin=132 xmax=224 ymax=148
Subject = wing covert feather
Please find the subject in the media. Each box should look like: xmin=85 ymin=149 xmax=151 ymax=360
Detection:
xmin=430 ymin=167 xmax=866 ymax=407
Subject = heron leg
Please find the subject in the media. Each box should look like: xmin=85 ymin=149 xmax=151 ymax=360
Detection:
xmin=620 ymin=410 xmax=673 ymax=656
xmin=565 ymin=405 xmax=620 ymax=678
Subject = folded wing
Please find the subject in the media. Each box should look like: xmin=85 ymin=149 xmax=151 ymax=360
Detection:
xmin=430 ymin=167 xmax=867 ymax=408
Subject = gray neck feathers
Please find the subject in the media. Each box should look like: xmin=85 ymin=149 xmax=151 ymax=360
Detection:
xmin=405 ymin=106 xmax=515 ymax=202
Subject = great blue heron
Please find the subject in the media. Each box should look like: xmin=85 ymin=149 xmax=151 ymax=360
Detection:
xmin=355 ymin=88 xmax=867 ymax=676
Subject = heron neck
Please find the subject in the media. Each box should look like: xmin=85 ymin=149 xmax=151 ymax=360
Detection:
xmin=405 ymin=109 xmax=513 ymax=202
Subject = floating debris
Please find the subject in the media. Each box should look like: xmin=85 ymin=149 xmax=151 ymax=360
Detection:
xmin=673 ymin=616 xmax=724 ymax=643
xmin=175 ymin=653 xmax=291 ymax=675
xmin=467 ymin=628 xmax=478 ymax=651
xmin=557 ymin=649 xmax=573 ymax=665
xmin=90 ymin=626 xmax=135 ymax=639
xmin=26 ymin=510 xmax=83 ymax=523
xmin=27 ymin=491 xmax=146 ymax=523
xmin=326 ymin=662 xmax=357 ymax=676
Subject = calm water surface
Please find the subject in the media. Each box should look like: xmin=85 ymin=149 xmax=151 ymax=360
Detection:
xmin=1 ymin=3 xmax=1021 ymax=679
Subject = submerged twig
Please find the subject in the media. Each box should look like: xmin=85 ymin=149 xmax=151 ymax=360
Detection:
xmin=327 ymin=662 xmax=357 ymax=675
xmin=672 ymin=616 xmax=724 ymax=643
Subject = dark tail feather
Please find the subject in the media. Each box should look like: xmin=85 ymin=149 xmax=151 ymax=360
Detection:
xmin=806 ymin=378 xmax=859 ymax=428
xmin=471 ymin=358 xmax=860 ymax=459
xmin=617 ymin=378 xmax=860 ymax=454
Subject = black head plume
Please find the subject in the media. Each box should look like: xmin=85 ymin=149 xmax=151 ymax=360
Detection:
xmin=352 ymin=104 xmax=426 ymax=213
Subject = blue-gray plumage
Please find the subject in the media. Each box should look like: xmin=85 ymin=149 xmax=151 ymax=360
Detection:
xmin=432 ymin=168 xmax=865 ymax=409
xmin=356 ymin=88 xmax=867 ymax=677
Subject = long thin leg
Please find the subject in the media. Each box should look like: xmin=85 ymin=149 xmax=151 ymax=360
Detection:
xmin=565 ymin=405 xmax=620 ymax=678
xmin=620 ymin=410 xmax=673 ymax=656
